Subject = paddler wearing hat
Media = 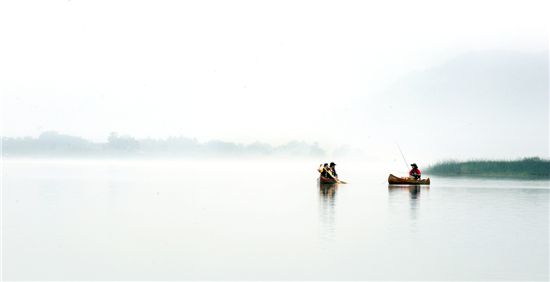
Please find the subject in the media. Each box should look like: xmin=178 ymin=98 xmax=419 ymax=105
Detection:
xmin=329 ymin=162 xmax=338 ymax=178
xmin=409 ymin=163 xmax=421 ymax=180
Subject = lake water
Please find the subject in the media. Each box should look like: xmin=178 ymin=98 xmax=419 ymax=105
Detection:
xmin=2 ymin=159 xmax=549 ymax=280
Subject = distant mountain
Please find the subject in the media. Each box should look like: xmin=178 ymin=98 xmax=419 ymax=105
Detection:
xmin=373 ymin=50 xmax=548 ymax=160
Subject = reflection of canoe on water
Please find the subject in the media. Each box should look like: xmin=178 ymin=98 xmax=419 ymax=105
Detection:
xmin=388 ymin=174 xmax=430 ymax=185
xmin=319 ymin=176 xmax=338 ymax=184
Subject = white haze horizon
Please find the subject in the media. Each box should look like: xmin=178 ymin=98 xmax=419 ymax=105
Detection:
xmin=1 ymin=0 xmax=549 ymax=163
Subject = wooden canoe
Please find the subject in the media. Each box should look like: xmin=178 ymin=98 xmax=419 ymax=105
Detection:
xmin=388 ymin=174 xmax=430 ymax=185
xmin=319 ymin=176 xmax=338 ymax=184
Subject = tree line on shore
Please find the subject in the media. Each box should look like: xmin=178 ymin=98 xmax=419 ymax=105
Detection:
xmin=426 ymin=157 xmax=550 ymax=179
xmin=1 ymin=131 xmax=327 ymax=158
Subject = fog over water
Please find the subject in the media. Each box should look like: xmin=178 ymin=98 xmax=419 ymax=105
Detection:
xmin=1 ymin=0 xmax=548 ymax=163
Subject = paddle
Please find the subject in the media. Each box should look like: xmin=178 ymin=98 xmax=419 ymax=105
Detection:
xmin=327 ymin=167 xmax=347 ymax=184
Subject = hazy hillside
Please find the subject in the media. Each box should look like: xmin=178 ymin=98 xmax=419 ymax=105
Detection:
xmin=369 ymin=51 xmax=548 ymax=161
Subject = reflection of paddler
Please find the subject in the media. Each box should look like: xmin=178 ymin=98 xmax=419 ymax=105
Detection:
xmin=408 ymin=185 xmax=420 ymax=199
xmin=319 ymin=183 xmax=338 ymax=200
xmin=387 ymin=184 xmax=428 ymax=198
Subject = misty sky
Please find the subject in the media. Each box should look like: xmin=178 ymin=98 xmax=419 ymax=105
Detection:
xmin=1 ymin=0 xmax=548 ymax=162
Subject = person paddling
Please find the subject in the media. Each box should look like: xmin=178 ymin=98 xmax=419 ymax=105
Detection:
xmin=409 ymin=163 xmax=421 ymax=180
xmin=318 ymin=163 xmax=336 ymax=180
xmin=318 ymin=162 xmax=346 ymax=184
xmin=329 ymin=162 xmax=338 ymax=178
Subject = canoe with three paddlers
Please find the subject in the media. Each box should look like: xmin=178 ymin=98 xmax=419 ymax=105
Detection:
xmin=388 ymin=174 xmax=430 ymax=185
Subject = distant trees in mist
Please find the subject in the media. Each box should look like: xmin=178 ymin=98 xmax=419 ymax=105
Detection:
xmin=426 ymin=157 xmax=550 ymax=179
xmin=1 ymin=131 xmax=326 ymax=158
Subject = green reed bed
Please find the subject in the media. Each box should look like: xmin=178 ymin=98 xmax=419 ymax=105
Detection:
xmin=426 ymin=157 xmax=550 ymax=179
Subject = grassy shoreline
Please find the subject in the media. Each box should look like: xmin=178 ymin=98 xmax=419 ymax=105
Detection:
xmin=425 ymin=157 xmax=550 ymax=179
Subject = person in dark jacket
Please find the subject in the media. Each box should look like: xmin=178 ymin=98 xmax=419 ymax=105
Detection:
xmin=318 ymin=163 xmax=337 ymax=180
xmin=329 ymin=162 xmax=338 ymax=178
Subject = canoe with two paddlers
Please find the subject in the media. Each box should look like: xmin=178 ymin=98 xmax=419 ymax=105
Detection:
xmin=318 ymin=176 xmax=338 ymax=184
xmin=388 ymin=174 xmax=430 ymax=185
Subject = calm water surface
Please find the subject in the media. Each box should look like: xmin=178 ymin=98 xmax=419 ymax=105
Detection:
xmin=2 ymin=160 xmax=549 ymax=280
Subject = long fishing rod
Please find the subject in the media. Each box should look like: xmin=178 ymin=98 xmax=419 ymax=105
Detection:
xmin=396 ymin=143 xmax=409 ymax=172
